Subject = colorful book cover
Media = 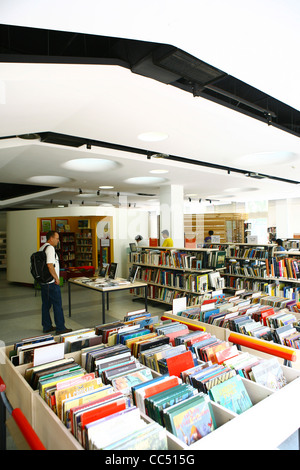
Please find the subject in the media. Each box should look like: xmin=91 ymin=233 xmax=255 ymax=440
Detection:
xmin=208 ymin=375 xmax=253 ymax=415
xmin=170 ymin=396 xmax=216 ymax=445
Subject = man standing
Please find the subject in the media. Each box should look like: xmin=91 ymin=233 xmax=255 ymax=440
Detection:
xmin=40 ymin=231 xmax=72 ymax=334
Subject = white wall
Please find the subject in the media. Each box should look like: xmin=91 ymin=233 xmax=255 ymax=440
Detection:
xmin=7 ymin=204 xmax=150 ymax=283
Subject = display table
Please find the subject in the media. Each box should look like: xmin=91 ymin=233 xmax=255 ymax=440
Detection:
xmin=67 ymin=277 xmax=148 ymax=323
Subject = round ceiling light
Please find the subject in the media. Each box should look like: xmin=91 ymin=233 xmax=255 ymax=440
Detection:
xmin=237 ymin=151 xmax=297 ymax=166
xmin=27 ymin=175 xmax=72 ymax=184
xmin=124 ymin=176 xmax=167 ymax=185
xmin=138 ymin=131 xmax=169 ymax=142
xmin=149 ymin=169 xmax=169 ymax=174
xmin=61 ymin=158 xmax=118 ymax=172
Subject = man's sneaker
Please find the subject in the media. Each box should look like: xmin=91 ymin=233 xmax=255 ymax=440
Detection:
xmin=56 ymin=328 xmax=73 ymax=335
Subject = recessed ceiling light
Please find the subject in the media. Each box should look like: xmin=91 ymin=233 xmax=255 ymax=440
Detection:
xmin=99 ymin=185 xmax=114 ymax=189
xmin=149 ymin=169 xmax=169 ymax=174
xmin=61 ymin=158 xmax=118 ymax=172
xmin=138 ymin=131 xmax=169 ymax=142
xmin=27 ymin=175 xmax=72 ymax=184
xmin=237 ymin=151 xmax=297 ymax=166
xmin=124 ymin=176 xmax=167 ymax=185
xmin=224 ymin=187 xmax=241 ymax=192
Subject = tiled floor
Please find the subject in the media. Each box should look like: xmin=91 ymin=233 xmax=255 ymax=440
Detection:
xmin=0 ymin=271 xmax=298 ymax=450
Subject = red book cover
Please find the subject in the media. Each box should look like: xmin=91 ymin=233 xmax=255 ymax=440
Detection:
xmin=261 ymin=307 xmax=275 ymax=326
xmin=80 ymin=395 xmax=126 ymax=433
xmin=69 ymin=390 xmax=118 ymax=434
xmin=166 ymin=350 xmax=194 ymax=377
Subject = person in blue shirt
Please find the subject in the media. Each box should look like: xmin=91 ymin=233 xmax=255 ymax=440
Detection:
xmin=275 ymin=239 xmax=286 ymax=258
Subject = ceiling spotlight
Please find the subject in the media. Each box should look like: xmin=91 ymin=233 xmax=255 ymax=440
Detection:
xmin=79 ymin=188 xmax=82 ymax=194
xmin=246 ymin=172 xmax=266 ymax=180
xmin=199 ymin=198 xmax=202 ymax=203
xmin=188 ymin=197 xmax=191 ymax=202
xmin=86 ymin=143 xmax=91 ymax=149
xmin=97 ymin=190 xmax=100 ymax=196
xmin=69 ymin=200 xmax=72 ymax=204
xmin=150 ymin=153 xmax=169 ymax=159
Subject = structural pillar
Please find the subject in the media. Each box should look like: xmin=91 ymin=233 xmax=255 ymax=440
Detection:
xmin=159 ymin=184 xmax=184 ymax=247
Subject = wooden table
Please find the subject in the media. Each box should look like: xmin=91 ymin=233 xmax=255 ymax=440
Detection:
xmin=67 ymin=277 xmax=148 ymax=323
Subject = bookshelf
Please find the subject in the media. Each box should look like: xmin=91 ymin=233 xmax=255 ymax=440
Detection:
xmin=58 ymin=232 xmax=76 ymax=268
xmin=129 ymin=247 xmax=226 ymax=307
xmin=76 ymin=228 xmax=94 ymax=266
xmin=0 ymin=231 xmax=6 ymax=269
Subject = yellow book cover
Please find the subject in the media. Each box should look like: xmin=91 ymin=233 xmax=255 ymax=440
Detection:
xmin=55 ymin=376 xmax=103 ymax=420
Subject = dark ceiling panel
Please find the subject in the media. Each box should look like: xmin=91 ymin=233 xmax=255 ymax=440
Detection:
xmin=0 ymin=182 xmax=55 ymax=201
xmin=0 ymin=24 xmax=299 ymax=137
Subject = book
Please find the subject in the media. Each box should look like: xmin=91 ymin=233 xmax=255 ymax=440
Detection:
xmin=166 ymin=350 xmax=195 ymax=378
xmin=208 ymin=375 xmax=253 ymax=414
xmin=163 ymin=394 xmax=216 ymax=445
xmin=250 ymin=358 xmax=287 ymax=390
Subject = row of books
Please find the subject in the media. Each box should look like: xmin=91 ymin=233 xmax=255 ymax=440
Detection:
xmin=139 ymin=322 xmax=288 ymax=394
xmin=177 ymin=291 xmax=300 ymax=347
xmin=19 ymin=328 xmax=168 ymax=450
xmin=227 ymin=247 xmax=271 ymax=259
xmin=226 ymin=276 xmax=300 ymax=299
xmin=266 ymin=257 xmax=300 ymax=280
xmin=227 ymin=262 xmax=267 ymax=278
xmin=14 ymin=309 xmax=293 ymax=450
xmin=138 ymin=267 xmax=210 ymax=293
xmin=129 ymin=249 xmax=226 ymax=270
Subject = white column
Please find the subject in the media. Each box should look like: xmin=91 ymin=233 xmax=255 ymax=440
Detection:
xmin=159 ymin=185 xmax=184 ymax=247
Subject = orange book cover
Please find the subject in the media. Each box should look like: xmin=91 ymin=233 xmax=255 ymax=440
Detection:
xmin=265 ymin=258 xmax=269 ymax=277
xmin=143 ymin=376 xmax=180 ymax=401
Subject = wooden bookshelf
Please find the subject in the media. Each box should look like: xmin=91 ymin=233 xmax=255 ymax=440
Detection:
xmin=58 ymin=232 xmax=76 ymax=268
xmin=75 ymin=228 xmax=94 ymax=266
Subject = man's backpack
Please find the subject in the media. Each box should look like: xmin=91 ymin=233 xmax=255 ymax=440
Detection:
xmin=30 ymin=245 xmax=53 ymax=284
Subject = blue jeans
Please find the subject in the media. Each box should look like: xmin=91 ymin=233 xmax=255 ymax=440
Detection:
xmin=40 ymin=282 xmax=66 ymax=332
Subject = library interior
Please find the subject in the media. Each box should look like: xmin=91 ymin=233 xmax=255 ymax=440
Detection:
xmin=1 ymin=1 xmax=300 ymax=452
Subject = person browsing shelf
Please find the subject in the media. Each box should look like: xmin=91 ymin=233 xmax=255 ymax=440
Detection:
xmin=135 ymin=234 xmax=148 ymax=248
xmin=204 ymin=230 xmax=214 ymax=246
xmin=39 ymin=231 xmax=72 ymax=335
xmin=275 ymin=239 xmax=286 ymax=259
xmin=161 ymin=229 xmax=174 ymax=247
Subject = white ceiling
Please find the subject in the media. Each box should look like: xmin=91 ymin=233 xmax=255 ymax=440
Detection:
xmin=0 ymin=0 xmax=300 ymax=210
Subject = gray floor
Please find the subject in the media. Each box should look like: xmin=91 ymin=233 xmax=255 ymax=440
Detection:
xmin=0 ymin=270 xmax=298 ymax=450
